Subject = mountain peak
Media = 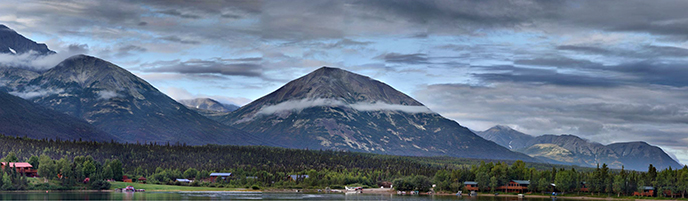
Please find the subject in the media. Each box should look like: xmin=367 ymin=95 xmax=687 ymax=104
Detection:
xmin=179 ymin=98 xmax=239 ymax=113
xmin=487 ymin=125 xmax=516 ymax=132
xmin=257 ymin=67 xmax=424 ymax=106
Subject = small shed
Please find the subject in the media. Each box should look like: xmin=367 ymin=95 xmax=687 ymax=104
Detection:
xmin=138 ymin=176 xmax=147 ymax=183
xmin=176 ymin=179 xmax=191 ymax=183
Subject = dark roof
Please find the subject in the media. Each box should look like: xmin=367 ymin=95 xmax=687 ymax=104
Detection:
xmin=513 ymin=180 xmax=530 ymax=185
xmin=210 ymin=173 xmax=232 ymax=177
xmin=464 ymin=181 xmax=478 ymax=185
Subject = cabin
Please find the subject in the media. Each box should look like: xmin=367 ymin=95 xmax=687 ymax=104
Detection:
xmin=176 ymin=179 xmax=191 ymax=183
xmin=1 ymin=162 xmax=37 ymax=177
xmin=122 ymin=175 xmax=133 ymax=183
xmin=464 ymin=181 xmax=479 ymax=191
xmin=210 ymin=173 xmax=232 ymax=182
xmin=286 ymin=175 xmax=309 ymax=181
xmin=496 ymin=180 xmax=529 ymax=193
xmin=633 ymin=186 xmax=654 ymax=197
xmin=138 ymin=176 xmax=147 ymax=183
xmin=580 ymin=182 xmax=589 ymax=192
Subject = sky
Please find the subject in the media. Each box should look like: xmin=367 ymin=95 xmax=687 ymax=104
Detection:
xmin=2 ymin=0 xmax=688 ymax=165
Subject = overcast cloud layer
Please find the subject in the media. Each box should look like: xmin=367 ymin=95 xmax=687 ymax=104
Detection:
xmin=2 ymin=0 xmax=688 ymax=164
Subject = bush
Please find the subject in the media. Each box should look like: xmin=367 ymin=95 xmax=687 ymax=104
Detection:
xmin=251 ymin=185 xmax=260 ymax=190
xmin=90 ymin=180 xmax=111 ymax=190
xmin=330 ymin=185 xmax=344 ymax=189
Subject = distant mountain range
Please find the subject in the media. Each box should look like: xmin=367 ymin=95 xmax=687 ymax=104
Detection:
xmin=218 ymin=67 xmax=535 ymax=161
xmin=0 ymin=24 xmax=680 ymax=167
xmin=475 ymin=125 xmax=682 ymax=170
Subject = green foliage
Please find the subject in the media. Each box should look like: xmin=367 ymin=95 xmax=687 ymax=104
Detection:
xmin=1 ymin=152 xmax=18 ymax=162
xmin=90 ymin=180 xmax=111 ymax=190
xmin=183 ymin=168 xmax=199 ymax=179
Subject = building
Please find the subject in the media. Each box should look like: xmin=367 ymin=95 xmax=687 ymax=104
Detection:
xmin=1 ymin=162 xmax=37 ymax=177
xmin=633 ymin=186 xmax=654 ymax=197
xmin=246 ymin=176 xmax=258 ymax=179
xmin=210 ymin=173 xmax=232 ymax=182
xmin=496 ymin=180 xmax=530 ymax=193
xmin=122 ymin=175 xmax=133 ymax=183
xmin=176 ymin=179 xmax=191 ymax=183
xmin=464 ymin=181 xmax=479 ymax=191
xmin=580 ymin=182 xmax=589 ymax=192
xmin=287 ymin=175 xmax=309 ymax=181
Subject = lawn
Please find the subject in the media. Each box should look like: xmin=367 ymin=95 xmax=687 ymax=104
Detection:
xmin=109 ymin=182 xmax=248 ymax=192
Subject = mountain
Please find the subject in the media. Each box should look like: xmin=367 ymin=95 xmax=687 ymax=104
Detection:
xmin=179 ymin=98 xmax=239 ymax=113
xmin=0 ymin=90 xmax=115 ymax=141
xmin=219 ymin=67 xmax=535 ymax=161
xmin=0 ymin=67 xmax=40 ymax=91
xmin=607 ymin=142 xmax=681 ymax=171
xmin=16 ymin=54 xmax=264 ymax=145
xmin=475 ymin=125 xmax=534 ymax=150
xmin=477 ymin=125 xmax=681 ymax=170
xmin=0 ymin=24 xmax=54 ymax=55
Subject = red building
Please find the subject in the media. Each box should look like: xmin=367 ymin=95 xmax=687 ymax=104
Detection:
xmin=464 ymin=181 xmax=479 ymax=191
xmin=633 ymin=186 xmax=654 ymax=197
xmin=1 ymin=162 xmax=37 ymax=177
xmin=495 ymin=180 xmax=530 ymax=193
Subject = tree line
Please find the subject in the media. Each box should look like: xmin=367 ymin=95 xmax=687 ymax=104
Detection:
xmin=431 ymin=161 xmax=688 ymax=198
xmin=1 ymin=134 xmax=685 ymax=197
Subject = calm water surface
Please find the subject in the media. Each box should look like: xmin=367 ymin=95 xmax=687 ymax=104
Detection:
xmin=0 ymin=192 xmax=567 ymax=201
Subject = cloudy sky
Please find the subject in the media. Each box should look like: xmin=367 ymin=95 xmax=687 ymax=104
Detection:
xmin=2 ymin=0 xmax=688 ymax=164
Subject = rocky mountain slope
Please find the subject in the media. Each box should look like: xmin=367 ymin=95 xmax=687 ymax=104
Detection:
xmin=0 ymin=24 xmax=54 ymax=55
xmin=219 ymin=67 xmax=535 ymax=161
xmin=0 ymin=90 xmax=115 ymax=141
xmin=14 ymin=54 xmax=264 ymax=145
xmin=475 ymin=125 xmax=534 ymax=150
xmin=179 ymin=98 xmax=239 ymax=112
xmin=477 ymin=125 xmax=681 ymax=170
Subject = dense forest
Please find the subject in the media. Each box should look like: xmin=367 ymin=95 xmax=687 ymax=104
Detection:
xmin=1 ymin=134 xmax=686 ymax=198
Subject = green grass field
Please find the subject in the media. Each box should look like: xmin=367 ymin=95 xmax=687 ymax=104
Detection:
xmin=109 ymin=182 xmax=248 ymax=192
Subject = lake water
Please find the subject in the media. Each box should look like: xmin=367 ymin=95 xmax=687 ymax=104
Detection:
xmin=0 ymin=192 xmax=563 ymax=200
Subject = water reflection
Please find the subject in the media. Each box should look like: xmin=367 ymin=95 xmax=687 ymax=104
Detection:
xmin=0 ymin=191 xmax=570 ymax=200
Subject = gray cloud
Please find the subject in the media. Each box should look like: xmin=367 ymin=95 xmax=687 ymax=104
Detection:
xmin=471 ymin=65 xmax=620 ymax=87
xmin=115 ymin=45 xmax=147 ymax=57
xmin=157 ymin=9 xmax=201 ymax=19
xmin=557 ymin=45 xmax=688 ymax=59
xmin=375 ymin=53 xmax=429 ymax=64
xmin=158 ymin=36 xmax=201 ymax=45
xmin=138 ymin=58 xmax=263 ymax=77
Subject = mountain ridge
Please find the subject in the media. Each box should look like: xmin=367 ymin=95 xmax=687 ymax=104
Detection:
xmin=16 ymin=54 xmax=266 ymax=146
xmin=477 ymin=125 xmax=681 ymax=170
xmin=220 ymin=67 xmax=536 ymax=161
xmin=0 ymin=24 xmax=54 ymax=55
